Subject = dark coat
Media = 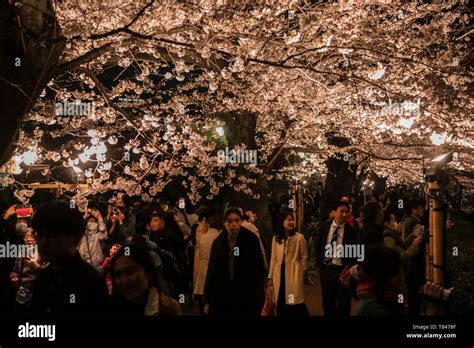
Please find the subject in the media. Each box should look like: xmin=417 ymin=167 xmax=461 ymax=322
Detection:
xmin=400 ymin=215 xmax=426 ymax=280
xmin=149 ymin=226 xmax=183 ymax=261
xmin=316 ymin=219 xmax=358 ymax=268
xmin=203 ymin=227 xmax=266 ymax=316
xmin=30 ymin=252 xmax=108 ymax=315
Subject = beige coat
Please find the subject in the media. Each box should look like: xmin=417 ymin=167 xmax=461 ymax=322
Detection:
xmin=193 ymin=220 xmax=208 ymax=290
xmin=268 ymin=232 xmax=308 ymax=305
xmin=193 ymin=228 xmax=221 ymax=296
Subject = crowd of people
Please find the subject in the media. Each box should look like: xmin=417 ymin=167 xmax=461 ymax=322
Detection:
xmin=0 ymin=190 xmax=452 ymax=317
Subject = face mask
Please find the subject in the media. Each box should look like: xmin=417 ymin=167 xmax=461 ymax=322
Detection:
xmin=15 ymin=222 xmax=28 ymax=234
xmin=87 ymin=221 xmax=98 ymax=231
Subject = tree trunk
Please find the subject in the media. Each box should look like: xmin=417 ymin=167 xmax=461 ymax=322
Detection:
xmin=0 ymin=0 xmax=65 ymax=165
xmin=219 ymin=110 xmax=274 ymax=241
xmin=319 ymin=133 xmax=355 ymax=223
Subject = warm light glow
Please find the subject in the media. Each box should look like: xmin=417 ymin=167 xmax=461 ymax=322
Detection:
xmin=398 ymin=117 xmax=415 ymax=129
xmin=370 ymin=63 xmax=385 ymax=80
xmin=73 ymin=166 xmax=82 ymax=173
xmin=22 ymin=151 xmax=38 ymax=165
xmin=432 ymin=153 xmax=450 ymax=162
xmin=430 ymin=131 xmax=447 ymax=146
xmin=216 ymin=127 xmax=225 ymax=136
xmin=95 ymin=142 xmax=107 ymax=155
xmin=14 ymin=164 xmax=23 ymax=175
xmin=79 ymin=152 xmax=91 ymax=163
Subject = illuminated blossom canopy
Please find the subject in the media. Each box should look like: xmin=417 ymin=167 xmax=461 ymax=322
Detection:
xmin=5 ymin=1 xmax=473 ymax=207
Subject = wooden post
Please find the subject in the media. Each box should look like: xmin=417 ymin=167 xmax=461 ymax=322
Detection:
xmin=292 ymin=184 xmax=298 ymax=226
xmin=291 ymin=183 xmax=304 ymax=232
xmin=297 ymin=184 xmax=304 ymax=232
xmin=428 ymin=182 xmax=445 ymax=285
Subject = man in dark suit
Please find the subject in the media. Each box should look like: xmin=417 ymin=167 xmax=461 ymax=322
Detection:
xmin=317 ymin=201 xmax=357 ymax=317
xmin=203 ymin=207 xmax=266 ymax=316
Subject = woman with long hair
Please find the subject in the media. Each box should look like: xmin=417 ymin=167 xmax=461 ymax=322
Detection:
xmin=268 ymin=210 xmax=309 ymax=316
xmin=203 ymin=207 xmax=266 ymax=316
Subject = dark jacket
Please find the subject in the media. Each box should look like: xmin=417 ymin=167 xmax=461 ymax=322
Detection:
xmin=30 ymin=252 xmax=108 ymax=315
xmin=203 ymin=227 xmax=266 ymax=316
xmin=357 ymin=298 xmax=403 ymax=316
xmin=149 ymin=227 xmax=183 ymax=261
xmin=316 ymin=219 xmax=357 ymax=268
xmin=400 ymin=215 xmax=426 ymax=279
xmin=401 ymin=215 xmax=422 ymax=247
xmin=356 ymin=223 xmax=384 ymax=247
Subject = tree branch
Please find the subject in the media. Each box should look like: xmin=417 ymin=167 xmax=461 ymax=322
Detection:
xmin=55 ymin=38 xmax=137 ymax=74
xmin=285 ymin=146 xmax=425 ymax=161
xmin=76 ymin=67 xmax=190 ymax=165
xmin=281 ymin=45 xmax=472 ymax=78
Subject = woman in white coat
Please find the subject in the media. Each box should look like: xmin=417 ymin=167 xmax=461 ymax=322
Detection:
xmin=268 ymin=211 xmax=309 ymax=316
xmin=193 ymin=208 xmax=222 ymax=314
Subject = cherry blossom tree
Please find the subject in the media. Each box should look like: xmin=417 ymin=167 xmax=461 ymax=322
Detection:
xmin=1 ymin=1 xmax=472 ymax=233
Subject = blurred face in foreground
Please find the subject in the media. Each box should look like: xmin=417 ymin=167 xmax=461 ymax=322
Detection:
xmin=113 ymin=255 xmax=150 ymax=303
xmin=35 ymin=230 xmax=78 ymax=263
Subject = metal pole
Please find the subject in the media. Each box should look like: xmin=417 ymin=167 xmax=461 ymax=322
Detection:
xmin=427 ymin=192 xmax=434 ymax=281
xmin=429 ymin=182 xmax=445 ymax=285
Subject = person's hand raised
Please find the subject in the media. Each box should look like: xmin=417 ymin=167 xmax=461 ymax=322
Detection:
xmin=3 ymin=205 xmax=16 ymax=220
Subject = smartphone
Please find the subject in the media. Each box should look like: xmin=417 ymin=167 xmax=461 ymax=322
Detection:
xmin=421 ymin=227 xmax=428 ymax=239
xmin=413 ymin=224 xmax=423 ymax=237
xmin=16 ymin=204 xmax=32 ymax=217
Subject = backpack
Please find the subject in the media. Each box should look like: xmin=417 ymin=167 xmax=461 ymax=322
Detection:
xmin=155 ymin=247 xmax=180 ymax=289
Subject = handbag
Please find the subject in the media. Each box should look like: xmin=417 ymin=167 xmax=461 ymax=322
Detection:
xmin=261 ymin=283 xmax=276 ymax=316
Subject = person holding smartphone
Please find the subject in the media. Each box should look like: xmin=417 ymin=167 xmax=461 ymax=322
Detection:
xmin=10 ymin=228 xmax=46 ymax=312
xmin=79 ymin=208 xmax=108 ymax=268
xmin=106 ymin=196 xmax=136 ymax=245
xmin=400 ymin=197 xmax=427 ymax=316
xmin=1 ymin=204 xmax=32 ymax=312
